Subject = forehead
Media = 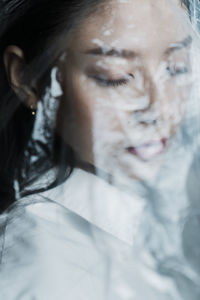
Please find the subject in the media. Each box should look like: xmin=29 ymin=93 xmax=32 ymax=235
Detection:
xmin=70 ymin=0 xmax=191 ymax=54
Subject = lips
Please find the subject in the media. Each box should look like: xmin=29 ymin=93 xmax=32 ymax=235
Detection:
xmin=126 ymin=139 xmax=167 ymax=161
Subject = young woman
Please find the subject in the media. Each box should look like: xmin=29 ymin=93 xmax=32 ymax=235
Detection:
xmin=0 ymin=0 xmax=199 ymax=299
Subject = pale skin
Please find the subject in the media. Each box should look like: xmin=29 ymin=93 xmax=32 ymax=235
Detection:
xmin=4 ymin=0 xmax=193 ymax=185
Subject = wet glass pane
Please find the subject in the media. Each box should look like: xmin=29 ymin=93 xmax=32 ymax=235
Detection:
xmin=0 ymin=0 xmax=200 ymax=299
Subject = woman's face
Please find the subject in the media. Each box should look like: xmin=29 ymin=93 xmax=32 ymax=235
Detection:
xmin=57 ymin=0 xmax=193 ymax=182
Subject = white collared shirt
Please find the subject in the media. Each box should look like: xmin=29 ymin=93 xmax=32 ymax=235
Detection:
xmin=41 ymin=167 xmax=145 ymax=245
xmin=0 ymin=168 xmax=199 ymax=300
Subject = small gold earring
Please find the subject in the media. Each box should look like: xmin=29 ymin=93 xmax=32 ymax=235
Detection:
xmin=30 ymin=104 xmax=36 ymax=116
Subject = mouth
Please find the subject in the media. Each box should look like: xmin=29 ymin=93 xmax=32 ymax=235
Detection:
xmin=126 ymin=138 xmax=167 ymax=161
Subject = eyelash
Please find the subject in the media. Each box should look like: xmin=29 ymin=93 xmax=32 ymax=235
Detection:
xmin=95 ymin=78 xmax=129 ymax=87
xmin=167 ymin=66 xmax=189 ymax=76
xmin=93 ymin=74 xmax=134 ymax=87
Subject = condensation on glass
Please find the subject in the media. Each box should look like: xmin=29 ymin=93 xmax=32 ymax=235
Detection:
xmin=0 ymin=1 xmax=200 ymax=299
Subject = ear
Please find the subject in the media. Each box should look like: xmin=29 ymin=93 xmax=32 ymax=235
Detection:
xmin=3 ymin=45 xmax=38 ymax=109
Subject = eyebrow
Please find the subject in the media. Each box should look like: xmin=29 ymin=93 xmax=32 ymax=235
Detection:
xmin=165 ymin=35 xmax=192 ymax=54
xmin=84 ymin=35 xmax=192 ymax=59
xmin=84 ymin=47 xmax=136 ymax=59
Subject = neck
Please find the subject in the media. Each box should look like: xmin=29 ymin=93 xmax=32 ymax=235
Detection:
xmin=75 ymin=159 xmax=146 ymax=200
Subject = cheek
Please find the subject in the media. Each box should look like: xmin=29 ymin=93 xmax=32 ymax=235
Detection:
xmin=57 ymin=72 xmax=123 ymax=164
xmin=59 ymin=89 xmax=94 ymax=159
xmin=160 ymin=80 xmax=191 ymax=128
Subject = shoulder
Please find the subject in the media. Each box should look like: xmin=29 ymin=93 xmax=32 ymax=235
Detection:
xmin=0 ymin=194 xmax=105 ymax=300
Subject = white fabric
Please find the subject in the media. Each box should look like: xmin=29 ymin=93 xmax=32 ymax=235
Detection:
xmin=41 ymin=168 xmax=145 ymax=245
xmin=0 ymin=169 xmax=147 ymax=300
xmin=0 ymin=196 xmax=180 ymax=300
xmin=0 ymin=169 xmax=200 ymax=299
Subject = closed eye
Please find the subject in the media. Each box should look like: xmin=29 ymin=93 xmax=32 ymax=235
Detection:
xmin=167 ymin=66 xmax=189 ymax=76
xmin=92 ymin=74 xmax=134 ymax=87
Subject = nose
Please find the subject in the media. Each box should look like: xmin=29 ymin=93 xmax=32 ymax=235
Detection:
xmin=133 ymin=109 xmax=158 ymax=125
xmin=132 ymin=77 xmax=171 ymax=126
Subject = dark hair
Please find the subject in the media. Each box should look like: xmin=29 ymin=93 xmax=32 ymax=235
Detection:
xmin=0 ymin=0 xmax=105 ymax=212
xmin=0 ymin=0 xmax=192 ymax=213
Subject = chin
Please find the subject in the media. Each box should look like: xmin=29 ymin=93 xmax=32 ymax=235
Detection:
xmin=110 ymin=154 xmax=164 ymax=184
xmin=90 ymin=149 xmax=164 ymax=185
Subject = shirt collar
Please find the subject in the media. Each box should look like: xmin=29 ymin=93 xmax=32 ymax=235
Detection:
xmin=41 ymin=168 xmax=145 ymax=245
